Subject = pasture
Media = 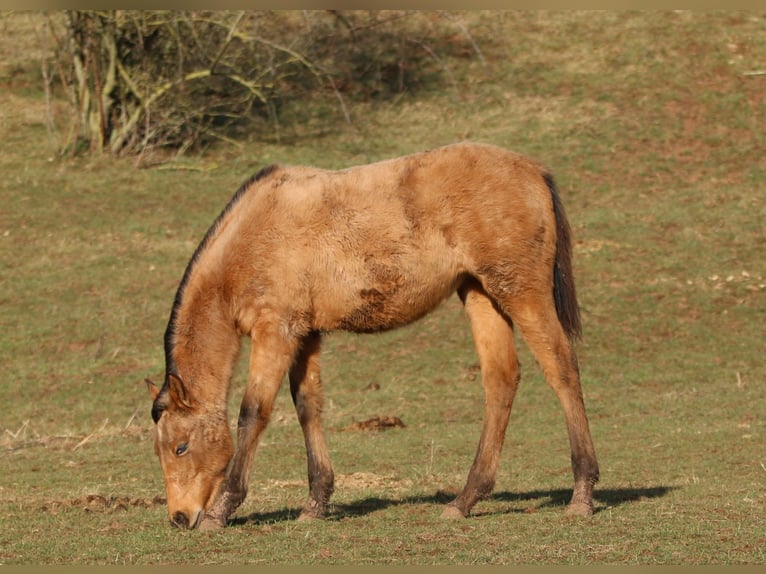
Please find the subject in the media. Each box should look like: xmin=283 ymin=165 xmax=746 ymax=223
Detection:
xmin=0 ymin=11 xmax=764 ymax=564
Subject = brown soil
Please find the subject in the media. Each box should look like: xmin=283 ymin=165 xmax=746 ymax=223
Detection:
xmin=40 ymin=494 xmax=166 ymax=514
xmin=344 ymin=415 xmax=406 ymax=431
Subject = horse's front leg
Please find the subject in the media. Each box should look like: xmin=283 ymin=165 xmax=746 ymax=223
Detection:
xmin=200 ymin=324 xmax=299 ymax=530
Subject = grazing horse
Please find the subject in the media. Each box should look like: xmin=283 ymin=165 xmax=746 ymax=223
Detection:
xmin=146 ymin=142 xmax=599 ymax=530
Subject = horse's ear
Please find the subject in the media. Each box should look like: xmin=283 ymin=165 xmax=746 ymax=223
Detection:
xmin=146 ymin=378 xmax=161 ymax=400
xmin=147 ymin=378 xmax=168 ymax=423
xmin=167 ymin=373 xmax=195 ymax=410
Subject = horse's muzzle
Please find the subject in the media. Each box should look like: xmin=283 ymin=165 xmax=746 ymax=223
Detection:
xmin=170 ymin=510 xmax=201 ymax=529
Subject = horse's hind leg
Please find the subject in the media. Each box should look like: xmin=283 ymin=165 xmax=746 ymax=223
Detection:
xmin=501 ymin=290 xmax=599 ymax=516
xmin=289 ymin=332 xmax=335 ymax=520
xmin=442 ymin=279 xmax=521 ymax=519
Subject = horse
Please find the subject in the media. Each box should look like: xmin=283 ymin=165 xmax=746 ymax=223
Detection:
xmin=146 ymin=142 xmax=599 ymax=530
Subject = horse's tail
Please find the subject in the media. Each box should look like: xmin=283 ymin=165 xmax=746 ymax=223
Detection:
xmin=543 ymin=172 xmax=582 ymax=341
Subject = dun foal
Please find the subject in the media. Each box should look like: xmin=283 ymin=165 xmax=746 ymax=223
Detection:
xmin=147 ymin=142 xmax=599 ymax=529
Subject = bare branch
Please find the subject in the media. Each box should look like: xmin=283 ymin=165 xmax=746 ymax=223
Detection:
xmin=439 ymin=11 xmax=487 ymax=68
xmin=209 ymin=11 xmax=245 ymax=73
xmin=110 ymin=68 xmax=212 ymax=153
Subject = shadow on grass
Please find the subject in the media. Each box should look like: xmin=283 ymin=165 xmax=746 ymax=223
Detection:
xmin=231 ymin=485 xmax=675 ymax=526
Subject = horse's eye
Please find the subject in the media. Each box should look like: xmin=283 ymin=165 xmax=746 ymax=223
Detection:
xmin=175 ymin=443 xmax=189 ymax=456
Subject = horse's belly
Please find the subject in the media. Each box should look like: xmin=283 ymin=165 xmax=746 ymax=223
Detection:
xmin=313 ymin=256 xmax=463 ymax=334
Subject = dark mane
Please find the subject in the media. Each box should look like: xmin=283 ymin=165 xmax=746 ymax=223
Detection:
xmin=162 ymin=164 xmax=279 ymax=381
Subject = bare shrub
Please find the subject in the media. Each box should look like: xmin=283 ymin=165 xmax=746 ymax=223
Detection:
xmin=42 ymin=10 xmax=483 ymax=157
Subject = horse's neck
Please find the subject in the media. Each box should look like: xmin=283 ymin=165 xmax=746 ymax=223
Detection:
xmin=172 ymin=290 xmax=241 ymax=409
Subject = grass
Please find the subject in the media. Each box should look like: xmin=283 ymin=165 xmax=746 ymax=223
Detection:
xmin=1 ymin=11 xmax=765 ymax=565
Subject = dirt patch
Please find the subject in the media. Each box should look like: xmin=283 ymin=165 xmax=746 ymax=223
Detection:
xmin=461 ymin=363 xmax=481 ymax=382
xmin=336 ymin=472 xmax=413 ymax=493
xmin=40 ymin=494 xmax=166 ymax=514
xmin=344 ymin=415 xmax=405 ymax=431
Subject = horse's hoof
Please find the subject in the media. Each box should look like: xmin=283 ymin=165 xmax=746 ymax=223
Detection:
xmin=198 ymin=515 xmax=225 ymax=531
xmin=565 ymin=501 xmax=593 ymax=517
xmin=297 ymin=511 xmax=322 ymax=522
xmin=440 ymin=505 xmax=466 ymax=520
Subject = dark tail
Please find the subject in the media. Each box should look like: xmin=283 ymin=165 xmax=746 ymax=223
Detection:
xmin=543 ymin=173 xmax=582 ymax=341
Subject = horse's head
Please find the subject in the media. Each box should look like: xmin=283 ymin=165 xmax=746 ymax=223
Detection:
xmin=146 ymin=375 xmax=233 ymax=529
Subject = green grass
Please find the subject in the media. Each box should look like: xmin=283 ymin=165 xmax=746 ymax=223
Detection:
xmin=1 ymin=11 xmax=765 ymax=565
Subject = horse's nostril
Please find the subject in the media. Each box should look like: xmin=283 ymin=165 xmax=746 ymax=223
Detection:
xmin=171 ymin=511 xmax=190 ymax=529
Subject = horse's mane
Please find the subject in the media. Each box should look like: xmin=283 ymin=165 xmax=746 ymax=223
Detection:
xmin=162 ymin=164 xmax=279 ymax=380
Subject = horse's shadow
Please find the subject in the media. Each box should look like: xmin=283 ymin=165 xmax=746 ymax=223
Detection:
xmin=230 ymin=485 xmax=674 ymax=526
